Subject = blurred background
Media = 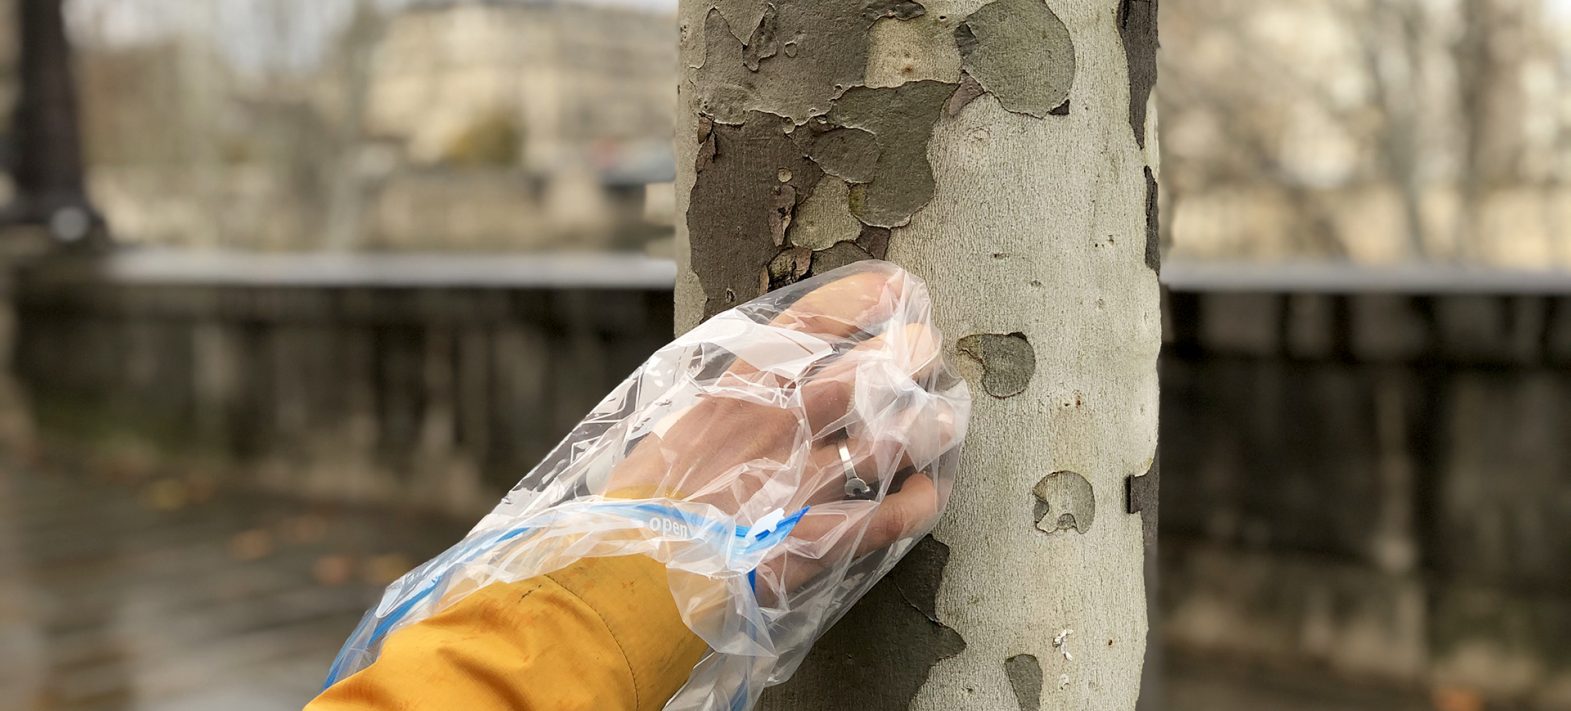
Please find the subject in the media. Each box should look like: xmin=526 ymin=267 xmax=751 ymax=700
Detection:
xmin=0 ymin=0 xmax=1567 ymax=709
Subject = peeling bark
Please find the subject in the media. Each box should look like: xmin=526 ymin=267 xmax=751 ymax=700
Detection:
xmin=792 ymin=123 xmax=880 ymax=184
xmin=1005 ymin=654 xmax=1044 ymax=710
xmin=830 ymin=81 xmax=956 ymax=227
xmin=1118 ymin=0 xmax=1159 ymax=149
xmin=761 ymin=537 xmax=967 ymax=709
xmin=1143 ymin=166 xmax=1160 ymax=272
xmin=956 ymin=0 xmax=1076 ymax=117
xmin=957 ymin=332 xmax=1036 ymax=398
xmin=694 ymin=1 xmax=881 ymax=124
xmin=1034 ymin=470 xmax=1096 ymax=534
xmin=688 ymin=114 xmax=824 ymax=316
xmin=788 ymin=179 xmax=862 ymax=250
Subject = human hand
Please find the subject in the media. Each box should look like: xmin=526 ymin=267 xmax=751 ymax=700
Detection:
xmin=605 ymin=262 xmax=968 ymax=594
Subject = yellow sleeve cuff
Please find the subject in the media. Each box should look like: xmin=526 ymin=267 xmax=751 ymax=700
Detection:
xmin=307 ymin=555 xmax=707 ymax=711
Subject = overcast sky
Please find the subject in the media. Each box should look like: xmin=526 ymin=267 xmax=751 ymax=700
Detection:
xmin=62 ymin=0 xmax=1571 ymax=75
xmin=65 ymin=0 xmax=678 ymax=73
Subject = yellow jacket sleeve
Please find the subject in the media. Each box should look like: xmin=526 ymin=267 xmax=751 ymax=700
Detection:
xmin=306 ymin=555 xmax=708 ymax=711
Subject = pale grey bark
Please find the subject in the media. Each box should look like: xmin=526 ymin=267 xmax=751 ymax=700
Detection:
xmin=675 ymin=0 xmax=1160 ymax=708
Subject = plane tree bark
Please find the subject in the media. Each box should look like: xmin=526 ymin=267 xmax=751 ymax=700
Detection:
xmin=673 ymin=0 xmax=1161 ymax=708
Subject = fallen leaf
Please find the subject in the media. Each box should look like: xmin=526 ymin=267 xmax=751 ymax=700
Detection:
xmin=1432 ymin=687 xmax=1484 ymax=711
xmin=228 ymin=529 xmax=274 ymax=561
xmin=313 ymin=555 xmax=356 ymax=587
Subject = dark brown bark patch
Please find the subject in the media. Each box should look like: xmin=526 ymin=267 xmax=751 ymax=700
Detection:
xmin=804 ymin=224 xmax=892 ymax=274
xmin=856 ymin=224 xmax=891 ymax=258
xmin=956 ymin=332 xmax=1035 ymax=398
xmin=1143 ymin=166 xmax=1160 ymax=272
xmin=689 ymin=113 xmax=825 ymax=318
xmin=1125 ymin=461 xmax=1158 ymax=547
xmin=807 ymin=240 xmax=873 ymax=275
xmin=1005 ymin=654 xmax=1044 ymax=710
xmin=765 ymin=245 xmax=814 ymax=291
xmin=955 ymin=0 xmax=1075 ymax=118
xmin=1118 ymin=0 xmax=1158 ymax=148
xmin=760 ymin=536 xmax=966 ymax=708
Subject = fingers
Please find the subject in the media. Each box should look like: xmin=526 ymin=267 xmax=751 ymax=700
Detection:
xmin=769 ymin=267 xmax=907 ymax=339
xmin=726 ymin=268 xmax=907 ymax=378
xmin=850 ymin=473 xmax=941 ymax=559
xmin=802 ymin=322 xmax=942 ymax=436
xmin=763 ymin=473 xmax=943 ymax=593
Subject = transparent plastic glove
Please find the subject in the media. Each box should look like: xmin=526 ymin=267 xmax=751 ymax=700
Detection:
xmin=323 ymin=261 xmax=971 ymax=710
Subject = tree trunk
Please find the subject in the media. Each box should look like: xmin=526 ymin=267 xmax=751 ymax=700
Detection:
xmin=673 ymin=0 xmax=1161 ymax=708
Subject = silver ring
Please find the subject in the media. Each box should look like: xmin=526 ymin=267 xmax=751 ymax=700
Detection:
xmin=839 ymin=440 xmax=873 ymax=500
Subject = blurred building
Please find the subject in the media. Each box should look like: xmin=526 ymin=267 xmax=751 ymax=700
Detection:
xmin=370 ymin=0 xmax=674 ymax=174
xmin=362 ymin=0 xmax=676 ymax=250
xmin=50 ymin=0 xmax=678 ymax=252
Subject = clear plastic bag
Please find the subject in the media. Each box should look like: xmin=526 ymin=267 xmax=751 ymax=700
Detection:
xmin=323 ymin=261 xmax=971 ymax=709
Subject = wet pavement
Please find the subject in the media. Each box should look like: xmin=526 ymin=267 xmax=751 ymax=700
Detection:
xmin=0 ymin=452 xmax=466 ymax=711
xmin=0 ymin=450 xmax=1439 ymax=711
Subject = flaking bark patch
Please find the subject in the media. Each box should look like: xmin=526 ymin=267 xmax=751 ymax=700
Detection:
xmin=955 ymin=0 xmax=1075 ymax=118
xmin=857 ymin=224 xmax=891 ymax=258
xmin=791 ymin=121 xmax=880 ymax=184
xmin=765 ymin=245 xmax=814 ymax=290
xmin=742 ymin=3 xmax=781 ymax=71
xmin=761 ymin=536 xmax=966 ymax=708
xmin=864 ymin=0 xmax=926 ymax=21
xmin=688 ymin=113 xmax=825 ymax=318
xmin=809 ymin=240 xmax=874 ymax=274
xmin=1033 ymin=470 xmax=1095 ymax=535
xmin=1005 ymin=654 xmax=1044 ymax=710
xmin=956 ymin=332 xmax=1035 ymax=398
xmin=695 ymin=0 xmax=882 ymax=124
xmin=1143 ymin=166 xmax=1160 ymax=272
xmin=714 ymin=0 xmax=770 ymax=44
xmin=787 ymin=178 xmax=861 ymax=250
xmin=1118 ymin=0 xmax=1158 ymax=148
xmin=829 ymin=80 xmax=956 ymax=227
xmin=946 ymin=73 xmax=986 ymax=115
